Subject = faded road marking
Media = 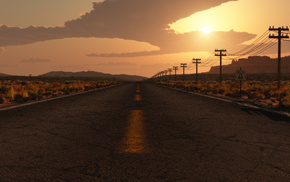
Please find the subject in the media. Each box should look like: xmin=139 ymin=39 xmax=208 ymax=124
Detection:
xmin=120 ymin=110 xmax=148 ymax=153
xmin=134 ymin=94 xmax=141 ymax=101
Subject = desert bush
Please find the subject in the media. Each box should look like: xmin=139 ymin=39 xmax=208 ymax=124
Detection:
xmin=14 ymin=94 xmax=27 ymax=103
xmin=0 ymin=96 xmax=7 ymax=104
xmin=156 ymin=80 xmax=290 ymax=108
xmin=6 ymin=87 xmax=15 ymax=101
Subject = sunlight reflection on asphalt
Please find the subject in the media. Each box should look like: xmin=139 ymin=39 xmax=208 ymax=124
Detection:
xmin=121 ymin=110 xmax=148 ymax=153
xmin=120 ymin=84 xmax=148 ymax=153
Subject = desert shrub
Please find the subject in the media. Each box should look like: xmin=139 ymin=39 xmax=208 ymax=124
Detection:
xmin=281 ymin=95 xmax=290 ymax=107
xmin=218 ymin=89 xmax=225 ymax=95
xmin=29 ymin=93 xmax=38 ymax=100
xmin=6 ymin=87 xmax=15 ymax=101
xmin=0 ymin=96 xmax=7 ymax=104
xmin=14 ymin=94 xmax=27 ymax=103
xmin=0 ymin=86 xmax=8 ymax=94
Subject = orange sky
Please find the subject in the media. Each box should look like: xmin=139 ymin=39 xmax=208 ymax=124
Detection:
xmin=0 ymin=0 xmax=290 ymax=77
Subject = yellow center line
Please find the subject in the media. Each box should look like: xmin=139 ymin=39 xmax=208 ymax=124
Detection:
xmin=135 ymin=83 xmax=141 ymax=100
xmin=120 ymin=110 xmax=148 ymax=153
xmin=134 ymin=94 xmax=141 ymax=101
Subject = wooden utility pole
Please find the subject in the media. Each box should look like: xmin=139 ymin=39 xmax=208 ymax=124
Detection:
xmin=160 ymin=71 xmax=164 ymax=82
xmin=168 ymin=68 xmax=172 ymax=81
xmin=215 ymin=49 xmax=227 ymax=83
xmin=173 ymin=66 xmax=178 ymax=81
xmin=180 ymin=63 xmax=187 ymax=81
xmin=192 ymin=58 xmax=201 ymax=83
xmin=164 ymin=70 xmax=168 ymax=81
xmin=269 ymin=26 xmax=289 ymax=89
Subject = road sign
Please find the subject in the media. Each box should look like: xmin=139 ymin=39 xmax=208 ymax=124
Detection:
xmin=235 ymin=69 xmax=246 ymax=80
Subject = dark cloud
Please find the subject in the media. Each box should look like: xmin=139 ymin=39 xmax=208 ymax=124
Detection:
xmin=94 ymin=62 xmax=137 ymax=66
xmin=86 ymin=50 xmax=161 ymax=57
xmin=21 ymin=58 xmax=51 ymax=63
xmin=0 ymin=0 xmax=256 ymax=57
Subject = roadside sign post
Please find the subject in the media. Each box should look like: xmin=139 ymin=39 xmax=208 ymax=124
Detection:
xmin=235 ymin=68 xmax=246 ymax=99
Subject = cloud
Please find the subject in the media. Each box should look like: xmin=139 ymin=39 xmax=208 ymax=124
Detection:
xmin=0 ymin=47 xmax=5 ymax=53
xmin=21 ymin=58 xmax=51 ymax=63
xmin=94 ymin=62 xmax=137 ymax=66
xmin=0 ymin=0 xmax=255 ymax=57
xmin=86 ymin=50 xmax=162 ymax=57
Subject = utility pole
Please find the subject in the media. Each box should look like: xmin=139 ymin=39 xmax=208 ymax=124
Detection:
xmin=269 ymin=26 xmax=289 ymax=90
xmin=215 ymin=49 xmax=227 ymax=83
xmin=173 ymin=66 xmax=178 ymax=81
xmin=168 ymin=68 xmax=172 ymax=81
xmin=192 ymin=58 xmax=201 ymax=83
xmin=164 ymin=70 xmax=168 ymax=81
xmin=180 ymin=63 xmax=187 ymax=81
xmin=160 ymin=71 xmax=163 ymax=82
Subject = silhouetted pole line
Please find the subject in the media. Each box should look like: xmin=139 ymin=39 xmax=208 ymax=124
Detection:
xmin=162 ymin=71 xmax=165 ymax=82
xmin=164 ymin=70 xmax=168 ymax=81
xmin=215 ymin=49 xmax=227 ymax=84
xmin=173 ymin=66 xmax=178 ymax=81
xmin=158 ymin=72 xmax=162 ymax=81
xmin=192 ymin=58 xmax=201 ymax=83
xmin=180 ymin=63 xmax=187 ymax=81
xmin=160 ymin=71 xmax=163 ymax=82
xmin=168 ymin=68 xmax=172 ymax=80
xmin=269 ymin=26 xmax=289 ymax=90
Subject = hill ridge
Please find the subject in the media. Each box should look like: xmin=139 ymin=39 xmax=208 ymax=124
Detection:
xmin=39 ymin=71 xmax=147 ymax=81
xmin=208 ymin=55 xmax=290 ymax=74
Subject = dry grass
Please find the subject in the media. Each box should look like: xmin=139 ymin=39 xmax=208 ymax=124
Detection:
xmin=0 ymin=79 xmax=119 ymax=104
xmin=158 ymin=80 xmax=290 ymax=109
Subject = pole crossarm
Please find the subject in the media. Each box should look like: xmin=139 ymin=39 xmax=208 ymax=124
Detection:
xmin=215 ymin=49 xmax=227 ymax=56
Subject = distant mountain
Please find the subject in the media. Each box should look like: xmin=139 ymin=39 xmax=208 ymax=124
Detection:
xmin=0 ymin=73 xmax=10 ymax=77
xmin=208 ymin=56 xmax=290 ymax=74
xmin=38 ymin=71 xmax=147 ymax=81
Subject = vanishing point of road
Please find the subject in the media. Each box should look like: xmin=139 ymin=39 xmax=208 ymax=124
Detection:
xmin=0 ymin=82 xmax=289 ymax=181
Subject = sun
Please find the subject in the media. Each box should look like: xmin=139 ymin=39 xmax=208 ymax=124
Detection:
xmin=202 ymin=26 xmax=211 ymax=34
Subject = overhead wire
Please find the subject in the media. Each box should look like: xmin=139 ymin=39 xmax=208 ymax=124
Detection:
xmin=228 ymin=30 xmax=270 ymax=56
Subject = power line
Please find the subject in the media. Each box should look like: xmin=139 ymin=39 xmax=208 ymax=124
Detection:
xmin=228 ymin=30 xmax=270 ymax=56
xmin=250 ymin=41 xmax=276 ymax=56
xmin=231 ymin=36 xmax=272 ymax=56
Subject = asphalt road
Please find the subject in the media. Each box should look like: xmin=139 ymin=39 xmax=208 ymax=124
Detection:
xmin=0 ymin=82 xmax=289 ymax=181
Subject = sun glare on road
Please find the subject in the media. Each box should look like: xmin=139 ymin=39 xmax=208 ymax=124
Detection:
xmin=202 ymin=26 xmax=211 ymax=34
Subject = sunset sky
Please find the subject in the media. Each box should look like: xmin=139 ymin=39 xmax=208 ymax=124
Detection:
xmin=0 ymin=0 xmax=290 ymax=77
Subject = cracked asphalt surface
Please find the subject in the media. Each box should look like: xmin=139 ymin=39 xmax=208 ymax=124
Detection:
xmin=0 ymin=82 xmax=289 ymax=181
